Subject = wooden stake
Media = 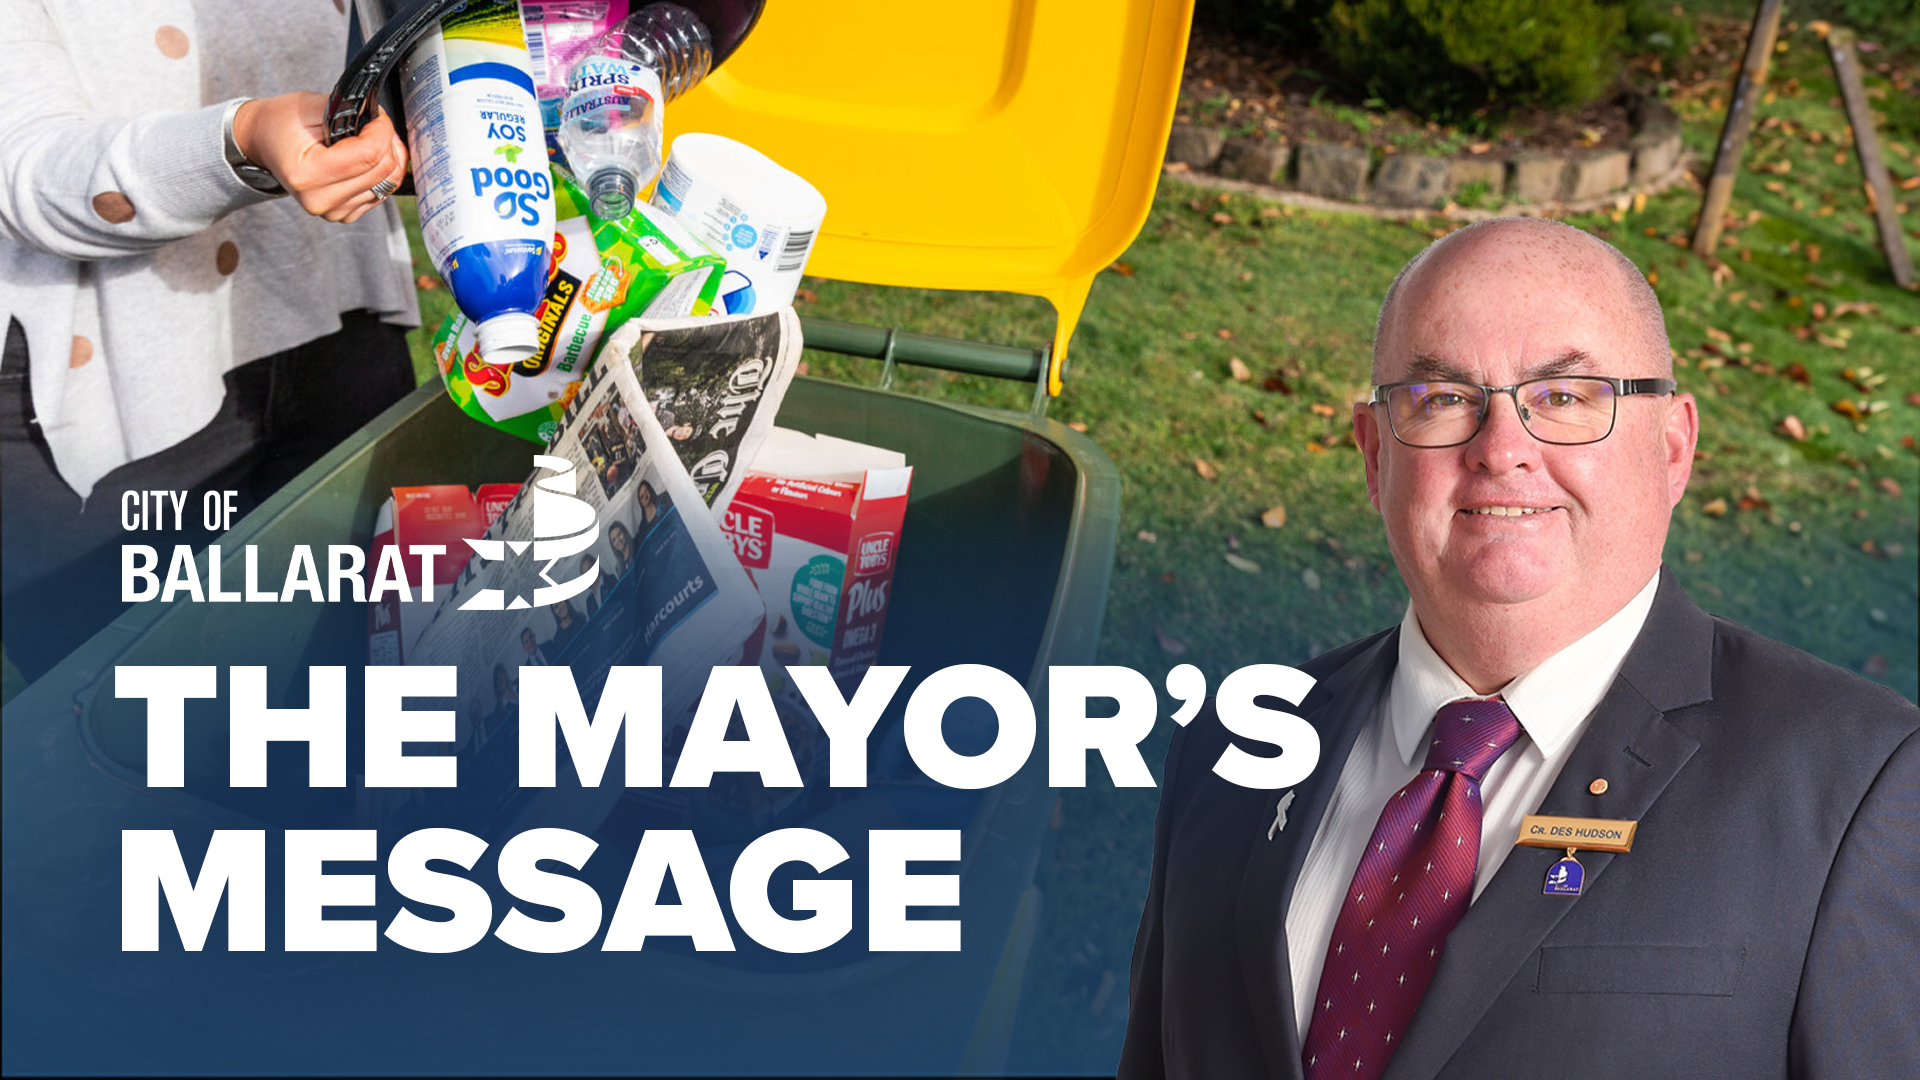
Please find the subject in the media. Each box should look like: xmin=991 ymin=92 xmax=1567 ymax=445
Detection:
xmin=1828 ymin=28 xmax=1916 ymax=289
xmin=1692 ymin=0 xmax=1785 ymax=257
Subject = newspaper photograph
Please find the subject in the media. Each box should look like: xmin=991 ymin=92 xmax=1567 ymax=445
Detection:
xmin=603 ymin=306 xmax=802 ymax=510
xmin=377 ymin=357 xmax=765 ymax=836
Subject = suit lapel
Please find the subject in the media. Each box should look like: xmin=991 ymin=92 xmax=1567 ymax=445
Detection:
xmin=1380 ymin=572 xmax=1715 ymax=1080
xmin=1237 ymin=630 xmax=1400 ymax=1080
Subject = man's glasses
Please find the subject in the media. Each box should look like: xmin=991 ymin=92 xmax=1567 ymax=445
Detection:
xmin=1367 ymin=376 xmax=1678 ymax=448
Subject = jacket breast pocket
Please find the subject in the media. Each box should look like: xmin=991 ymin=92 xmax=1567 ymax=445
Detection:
xmin=1536 ymin=944 xmax=1745 ymax=996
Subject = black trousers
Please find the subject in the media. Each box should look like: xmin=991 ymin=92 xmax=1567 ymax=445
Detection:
xmin=0 ymin=312 xmax=416 ymax=681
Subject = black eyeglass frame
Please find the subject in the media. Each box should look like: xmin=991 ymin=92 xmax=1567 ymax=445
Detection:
xmin=1366 ymin=376 xmax=1679 ymax=448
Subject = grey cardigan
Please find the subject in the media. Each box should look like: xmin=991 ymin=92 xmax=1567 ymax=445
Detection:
xmin=0 ymin=0 xmax=419 ymax=499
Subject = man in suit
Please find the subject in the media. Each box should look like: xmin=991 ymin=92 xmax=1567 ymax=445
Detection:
xmin=1120 ymin=218 xmax=1918 ymax=1080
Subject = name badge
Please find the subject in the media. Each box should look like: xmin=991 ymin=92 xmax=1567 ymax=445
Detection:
xmin=1515 ymin=815 xmax=1637 ymax=853
xmin=1516 ymin=816 xmax=1637 ymax=898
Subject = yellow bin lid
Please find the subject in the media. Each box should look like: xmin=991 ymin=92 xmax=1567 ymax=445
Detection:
xmin=667 ymin=1 xmax=1195 ymax=395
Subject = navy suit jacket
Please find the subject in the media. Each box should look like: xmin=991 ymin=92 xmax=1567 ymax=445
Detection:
xmin=1120 ymin=569 xmax=1920 ymax=1079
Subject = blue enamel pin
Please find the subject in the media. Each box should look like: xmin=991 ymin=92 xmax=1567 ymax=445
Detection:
xmin=1544 ymin=848 xmax=1585 ymax=896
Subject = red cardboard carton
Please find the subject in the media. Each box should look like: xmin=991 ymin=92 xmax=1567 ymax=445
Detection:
xmin=721 ymin=431 xmax=911 ymax=690
xmin=368 ymin=482 xmax=521 ymax=663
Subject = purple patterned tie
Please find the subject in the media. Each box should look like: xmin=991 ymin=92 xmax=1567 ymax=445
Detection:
xmin=1300 ymin=698 xmax=1523 ymax=1080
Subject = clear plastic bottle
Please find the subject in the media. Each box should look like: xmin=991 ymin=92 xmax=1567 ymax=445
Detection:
xmin=556 ymin=4 xmax=713 ymax=221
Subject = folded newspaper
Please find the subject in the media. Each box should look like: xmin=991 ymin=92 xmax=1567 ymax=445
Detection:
xmin=367 ymin=309 xmax=803 ymax=835
xmin=606 ymin=306 xmax=802 ymax=509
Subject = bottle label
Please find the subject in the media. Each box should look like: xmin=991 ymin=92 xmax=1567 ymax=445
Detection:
xmin=561 ymin=58 xmax=661 ymax=125
xmin=405 ymin=1 xmax=554 ymax=262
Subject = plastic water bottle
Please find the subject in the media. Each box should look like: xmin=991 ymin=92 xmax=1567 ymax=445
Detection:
xmin=557 ymin=4 xmax=713 ymax=221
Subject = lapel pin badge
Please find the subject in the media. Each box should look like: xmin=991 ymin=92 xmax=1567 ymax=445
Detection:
xmin=1267 ymin=790 xmax=1296 ymax=840
xmin=1515 ymin=814 xmax=1638 ymax=897
xmin=1544 ymin=848 xmax=1585 ymax=895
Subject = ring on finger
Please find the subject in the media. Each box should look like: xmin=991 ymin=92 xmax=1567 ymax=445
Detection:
xmin=369 ymin=176 xmax=399 ymax=201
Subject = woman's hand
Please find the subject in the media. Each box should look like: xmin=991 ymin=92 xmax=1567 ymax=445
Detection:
xmin=231 ymin=92 xmax=407 ymax=223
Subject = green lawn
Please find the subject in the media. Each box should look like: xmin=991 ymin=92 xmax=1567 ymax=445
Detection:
xmin=397 ymin=21 xmax=1916 ymax=1071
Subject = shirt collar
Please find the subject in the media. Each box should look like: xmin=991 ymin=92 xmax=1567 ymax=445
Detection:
xmin=1388 ymin=572 xmax=1663 ymax=768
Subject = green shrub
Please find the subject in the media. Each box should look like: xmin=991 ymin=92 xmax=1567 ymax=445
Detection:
xmin=1827 ymin=0 xmax=1920 ymax=51
xmin=1619 ymin=0 xmax=1695 ymax=63
xmin=1192 ymin=0 xmax=1331 ymax=50
xmin=1321 ymin=0 xmax=1626 ymax=116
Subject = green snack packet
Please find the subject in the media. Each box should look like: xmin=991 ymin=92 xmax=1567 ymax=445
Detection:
xmin=434 ymin=166 xmax=726 ymax=442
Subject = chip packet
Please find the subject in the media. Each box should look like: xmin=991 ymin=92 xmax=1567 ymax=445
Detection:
xmin=434 ymin=166 xmax=724 ymax=443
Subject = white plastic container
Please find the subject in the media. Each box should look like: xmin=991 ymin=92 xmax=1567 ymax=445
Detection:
xmin=400 ymin=0 xmax=555 ymax=365
xmin=650 ymin=133 xmax=826 ymax=314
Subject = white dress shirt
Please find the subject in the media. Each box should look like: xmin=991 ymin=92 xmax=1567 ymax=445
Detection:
xmin=1285 ymin=572 xmax=1662 ymax=1035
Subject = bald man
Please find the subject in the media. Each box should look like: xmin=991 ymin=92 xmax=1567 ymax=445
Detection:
xmin=1120 ymin=219 xmax=1918 ymax=1080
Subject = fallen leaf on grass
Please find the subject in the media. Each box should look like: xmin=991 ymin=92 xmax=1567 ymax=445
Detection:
xmin=1107 ymin=261 xmax=1136 ymax=277
xmin=1068 ymin=421 xmax=1089 ymax=433
xmin=1829 ymin=301 xmax=1878 ymax=318
xmin=1702 ymin=497 xmax=1730 ymax=517
xmin=1137 ymin=529 xmax=1157 ymax=542
xmin=1229 ymin=356 xmax=1252 ymax=382
xmin=1225 ymin=553 xmax=1262 ymax=574
xmin=1261 ymin=505 xmax=1288 ymax=529
xmin=1305 ymin=441 xmax=1327 ymax=454
xmin=1301 ymin=568 xmax=1322 ymax=591
xmin=1706 ymin=326 xmax=1732 ymax=343
xmin=1777 ymin=415 xmax=1808 ymax=441
xmin=1181 ymin=331 xmax=1200 ymax=340
xmin=1211 ymin=212 xmax=1235 ymax=225
xmin=1907 ymin=392 xmax=1920 ymax=406
xmin=1251 ymin=410 xmax=1270 ymax=426
xmin=1309 ymin=402 xmax=1338 ymax=417
xmin=1809 ymin=19 xmax=1832 ymax=37
xmin=1806 ymin=244 xmax=1822 ymax=263
xmin=1816 ymin=333 xmax=1848 ymax=349
xmin=1154 ymin=626 xmax=1188 ymax=655
xmin=1832 ymin=399 xmax=1866 ymax=420
xmin=792 ymin=288 xmax=817 ymax=304
xmin=1216 ymin=328 xmax=1234 ymax=340
xmin=1263 ymin=373 xmax=1294 ymax=395
xmin=1193 ymin=458 xmax=1219 ymax=481
xmin=415 ymin=274 xmax=440 ymax=290
xmin=1813 ymin=301 xmax=1829 ymax=320
xmin=1878 ymin=477 xmax=1903 ymax=497
xmin=1738 ymin=486 xmax=1771 ymax=511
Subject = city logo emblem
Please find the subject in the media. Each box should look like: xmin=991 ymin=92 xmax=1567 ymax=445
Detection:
xmin=1543 ymin=853 xmax=1585 ymax=897
xmin=459 ymin=455 xmax=600 ymax=610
